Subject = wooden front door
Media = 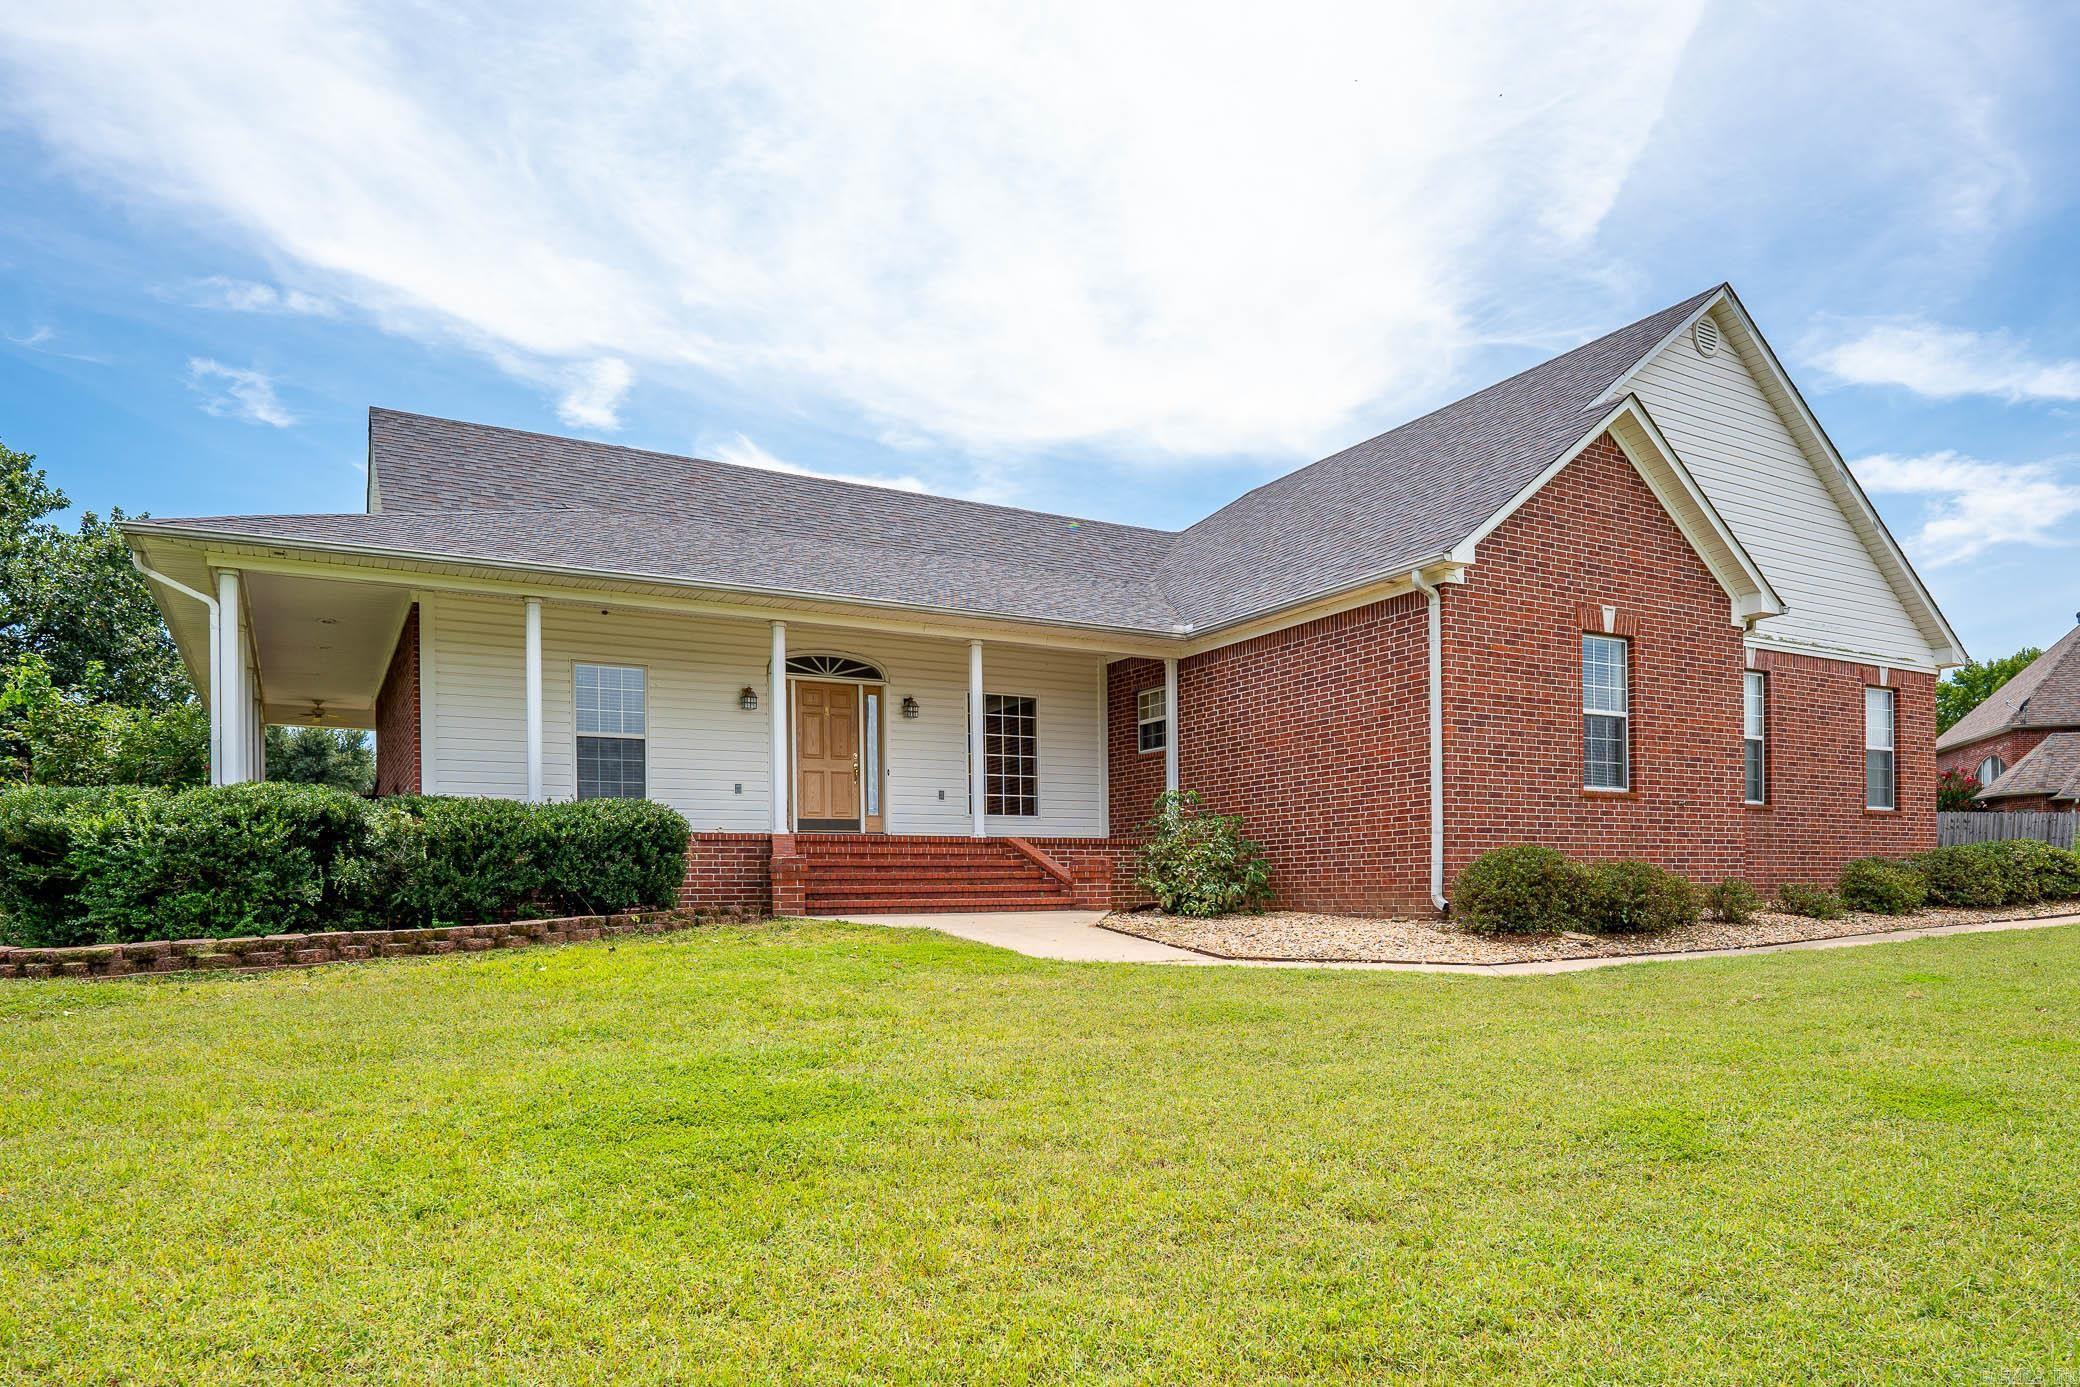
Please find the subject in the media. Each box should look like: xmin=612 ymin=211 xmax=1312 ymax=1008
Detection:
xmin=794 ymin=680 xmax=861 ymax=830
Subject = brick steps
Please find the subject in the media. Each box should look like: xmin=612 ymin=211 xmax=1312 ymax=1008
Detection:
xmin=795 ymin=835 xmax=1073 ymax=913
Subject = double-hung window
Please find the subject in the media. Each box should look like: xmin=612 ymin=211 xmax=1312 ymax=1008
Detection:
xmin=1864 ymin=686 xmax=1895 ymax=810
xmin=1743 ymin=671 xmax=1767 ymax=805
xmin=575 ymin=663 xmax=646 ymax=800
xmin=1582 ymin=634 xmax=1630 ymax=791
xmin=1136 ymin=686 xmax=1168 ymax=754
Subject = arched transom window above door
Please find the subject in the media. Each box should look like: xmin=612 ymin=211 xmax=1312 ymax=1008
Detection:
xmin=785 ymin=654 xmax=885 ymax=681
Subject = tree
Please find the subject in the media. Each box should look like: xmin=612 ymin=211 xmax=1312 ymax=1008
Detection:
xmin=0 ymin=440 xmax=190 ymax=709
xmin=1937 ymin=647 xmax=2041 ymax=732
xmin=0 ymin=654 xmax=208 ymax=786
xmin=265 ymin=725 xmax=376 ymax=795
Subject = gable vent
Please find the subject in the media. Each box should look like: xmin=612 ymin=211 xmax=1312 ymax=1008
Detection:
xmin=1692 ymin=315 xmax=1722 ymax=357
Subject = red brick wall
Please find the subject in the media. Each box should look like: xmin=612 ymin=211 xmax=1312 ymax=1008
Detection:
xmin=1440 ymin=433 xmax=1749 ymax=886
xmin=1740 ymin=650 xmax=1936 ymax=887
xmin=373 ymin=605 xmax=421 ymax=796
xmin=1936 ymin=728 xmax=2050 ymax=787
xmin=1021 ymin=836 xmax=1150 ymax=909
xmin=679 ymin=833 xmax=774 ymax=914
xmin=1171 ymin=593 xmax=1431 ymax=914
xmin=1106 ymin=657 xmax=1169 ymax=835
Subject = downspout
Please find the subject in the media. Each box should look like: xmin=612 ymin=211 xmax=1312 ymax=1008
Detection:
xmin=1408 ymin=571 xmax=1448 ymax=912
xmin=129 ymin=551 xmax=223 ymax=785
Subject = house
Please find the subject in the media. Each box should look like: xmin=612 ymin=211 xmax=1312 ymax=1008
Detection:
xmin=122 ymin=284 xmax=1963 ymax=916
xmin=1936 ymin=619 xmax=2080 ymax=811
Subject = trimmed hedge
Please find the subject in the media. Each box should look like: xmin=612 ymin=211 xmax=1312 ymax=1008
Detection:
xmin=1838 ymin=858 xmax=1927 ymax=916
xmin=1579 ymin=860 xmax=1699 ymax=934
xmin=1704 ymin=879 xmax=1763 ymax=925
xmin=1451 ymin=845 xmax=1583 ymax=934
xmin=1776 ymin=882 xmax=1846 ymax=920
xmin=0 ymin=784 xmax=690 ymax=948
xmin=1912 ymin=843 xmax=2020 ymax=908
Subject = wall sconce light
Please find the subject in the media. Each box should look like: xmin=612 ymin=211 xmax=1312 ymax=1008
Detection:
xmin=738 ymin=687 xmax=759 ymax=711
xmin=899 ymin=696 xmax=920 ymax=719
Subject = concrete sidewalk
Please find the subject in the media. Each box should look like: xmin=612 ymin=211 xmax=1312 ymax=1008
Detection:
xmin=805 ymin=909 xmax=2080 ymax=974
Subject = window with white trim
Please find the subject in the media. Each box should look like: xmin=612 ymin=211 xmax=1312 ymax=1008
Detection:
xmin=1976 ymin=754 xmax=2005 ymax=785
xmin=1743 ymin=671 xmax=1767 ymax=804
xmin=575 ymin=663 xmax=646 ymax=800
xmin=1864 ymin=686 xmax=1895 ymax=811
xmin=969 ymin=694 xmax=1038 ymax=816
xmin=1583 ymin=634 xmax=1630 ymax=791
xmin=1136 ymin=686 xmax=1167 ymax=754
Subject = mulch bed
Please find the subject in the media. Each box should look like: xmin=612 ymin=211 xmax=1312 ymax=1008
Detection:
xmin=1099 ymin=902 xmax=2080 ymax=965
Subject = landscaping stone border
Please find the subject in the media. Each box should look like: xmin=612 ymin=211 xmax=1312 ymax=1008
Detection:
xmin=0 ymin=907 xmax=755 ymax=981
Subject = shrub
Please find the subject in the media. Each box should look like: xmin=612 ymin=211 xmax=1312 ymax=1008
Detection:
xmin=1450 ymin=845 xmax=1584 ymax=934
xmin=1837 ymin=858 xmax=1926 ymax=915
xmin=2045 ymin=847 xmax=2080 ymax=901
xmin=1935 ymin=769 xmax=1982 ymax=812
xmin=1704 ymin=879 xmax=1763 ymax=925
xmin=1988 ymin=838 xmax=2079 ymax=904
xmin=0 ymin=785 xmax=692 ymax=946
xmin=1913 ymin=843 xmax=2017 ymax=908
xmin=1135 ymin=790 xmax=1271 ymax=917
xmin=1578 ymin=860 xmax=1699 ymax=934
xmin=1775 ymin=882 xmax=1846 ymax=920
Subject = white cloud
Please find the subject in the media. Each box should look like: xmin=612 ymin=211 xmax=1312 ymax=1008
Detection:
xmin=708 ymin=433 xmax=930 ymax=494
xmin=183 ymin=275 xmax=338 ymax=317
xmin=1851 ymin=450 xmax=2080 ymax=565
xmin=185 ymin=357 xmax=294 ymax=427
xmin=1815 ymin=322 xmax=2080 ymax=403
xmin=555 ymin=357 xmax=633 ymax=430
xmin=6 ymin=323 xmax=111 ymax=364
xmin=0 ymin=2 xmax=1710 ymax=459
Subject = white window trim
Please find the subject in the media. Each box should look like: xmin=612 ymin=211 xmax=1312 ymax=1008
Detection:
xmin=572 ymin=659 xmax=648 ymax=801
xmin=1135 ymin=685 xmax=1168 ymax=755
xmin=1582 ymin=634 xmax=1630 ymax=792
xmin=969 ymin=691 xmax=1040 ymax=818
xmin=1864 ymin=685 xmax=1896 ymax=812
xmin=1976 ymin=755 xmax=2005 ymax=785
xmin=1743 ymin=670 xmax=1766 ymax=806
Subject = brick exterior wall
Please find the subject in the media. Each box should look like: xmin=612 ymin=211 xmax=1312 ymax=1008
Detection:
xmin=1937 ymin=728 xmax=2053 ymax=793
xmin=680 ymin=832 xmax=774 ymax=914
xmin=1103 ymin=429 xmax=1942 ymax=914
xmin=1739 ymin=649 xmax=1936 ymax=887
xmin=373 ymin=604 xmax=421 ymax=796
xmin=1019 ymin=836 xmax=1149 ymax=909
xmin=1170 ymin=592 xmax=1432 ymax=914
xmin=1106 ymin=657 xmax=1169 ymax=835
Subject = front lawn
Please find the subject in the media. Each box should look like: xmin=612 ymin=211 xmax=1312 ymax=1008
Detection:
xmin=3 ymin=920 xmax=2077 ymax=1383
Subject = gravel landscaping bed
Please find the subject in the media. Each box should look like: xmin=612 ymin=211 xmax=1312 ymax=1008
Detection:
xmin=1100 ymin=901 xmax=2080 ymax=964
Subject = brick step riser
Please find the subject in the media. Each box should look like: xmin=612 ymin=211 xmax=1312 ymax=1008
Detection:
xmin=805 ymin=898 xmax=1072 ymax=913
xmin=804 ymin=869 xmax=1053 ymax=884
xmin=804 ymin=885 xmax=1066 ymax=900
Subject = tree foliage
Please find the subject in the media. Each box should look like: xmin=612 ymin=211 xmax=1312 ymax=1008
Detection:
xmin=0 ymin=654 xmax=208 ymax=787
xmin=0 ymin=439 xmax=190 ymax=709
xmin=1937 ymin=646 xmax=2041 ymax=733
xmin=266 ymin=725 xmax=376 ymax=795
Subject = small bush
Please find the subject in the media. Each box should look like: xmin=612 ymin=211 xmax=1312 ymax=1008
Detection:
xmin=2044 ymin=848 xmax=2080 ymax=901
xmin=1775 ymin=882 xmax=1846 ymax=920
xmin=1704 ymin=879 xmax=1763 ymax=925
xmin=1935 ymin=769 xmax=1982 ymax=812
xmin=1135 ymin=790 xmax=1271 ymax=917
xmin=1450 ymin=845 xmax=1584 ymax=934
xmin=1987 ymin=838 xmax=2076 ymax=904
xmin=1838 ymin=858 xmax=1927 ymax=915
xmin=1578 ymin=860 xmax=1698 ymax=934
xmin=1913 ymin=843 xmax=2018 ymax=908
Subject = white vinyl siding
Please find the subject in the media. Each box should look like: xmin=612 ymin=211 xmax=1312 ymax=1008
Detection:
xmin=1628 ymin=312 xmax=1940 ymax=669
xmin=1583 ymin=634 xmax=1630 ymax=791
xmin=1865 ymin=686 xmax=1896 ymax=811
xmin=1743 ymin=671 xmax=1766 ymax=804
xmin=422 ymin=594 xmax=1109 ymax=835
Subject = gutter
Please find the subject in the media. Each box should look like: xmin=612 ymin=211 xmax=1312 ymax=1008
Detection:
xmin=129 ymin=549 xmax=222 ymax=784
xmin=1408 ymin=570 xmax=1449 ymax=912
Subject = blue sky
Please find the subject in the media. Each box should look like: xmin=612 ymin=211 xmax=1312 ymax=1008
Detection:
xmin=3 ymin=2 xmax=2078 ymax=661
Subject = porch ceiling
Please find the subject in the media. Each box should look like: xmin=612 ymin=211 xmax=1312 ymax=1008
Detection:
xmin=249 ymin=573 xmax=411 ymax=728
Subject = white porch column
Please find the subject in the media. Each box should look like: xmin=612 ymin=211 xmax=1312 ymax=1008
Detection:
xmin=215 ymin=568 xmax=246 ymax=783
xmin=968 ymin=640 xmax=987 ymax=837
xmin=769 ymin=621 xmax=789 ymax=832
xmin=1162 ymin=656 xmax=1180 ymax=795
xmin=523 ymin=597 xmax=544 ymax=801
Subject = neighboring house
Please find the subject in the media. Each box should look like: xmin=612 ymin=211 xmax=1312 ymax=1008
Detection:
xmin=123 ymin=284 xmax=1963 ymax=916
xmin=1936 ymin=619 xmax=2080 ymax=811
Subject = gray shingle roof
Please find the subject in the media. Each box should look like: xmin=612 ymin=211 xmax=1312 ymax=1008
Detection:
xmin=1936 ymin=621 xmax=2080 ymax=751
xmin=1977 ymin=730 xmax=2080 ymax=803
xmin=130 ymin=287 xmax=1725 ymax=637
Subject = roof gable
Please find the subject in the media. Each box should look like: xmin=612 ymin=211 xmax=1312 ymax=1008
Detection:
xmin=1937 ymin=622 xmax=2080 ymax=750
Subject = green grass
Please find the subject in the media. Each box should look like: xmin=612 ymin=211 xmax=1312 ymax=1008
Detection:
xmin=4 ymin=920 xmax=2078 ymax=1384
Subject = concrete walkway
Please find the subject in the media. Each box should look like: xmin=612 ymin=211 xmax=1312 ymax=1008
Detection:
xmin=805 ymin=909 xmax=2080 ymax=974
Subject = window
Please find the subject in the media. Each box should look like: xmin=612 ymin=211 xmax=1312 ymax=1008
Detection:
xmin=1864 ymin=686 xmax=1895 ymax=811
xmin=1976 ymin=754 xmax=2006 ymax=785
xmin=1743 ymin=671 xmax=1767 ymax=804
xmin=1136 ymin=686 xmax=1168 ymax=754
xmin=575 ymin=663 xmax=646 ymax=799
xmin=1582 ymin=634 xmax=1630 ymax=790
xmin=985 ymin=693 xmax=1037 ymax=816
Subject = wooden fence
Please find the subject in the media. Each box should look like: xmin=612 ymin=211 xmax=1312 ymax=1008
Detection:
xmin=1937 ymin=811 xmax=2077 ymax=849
